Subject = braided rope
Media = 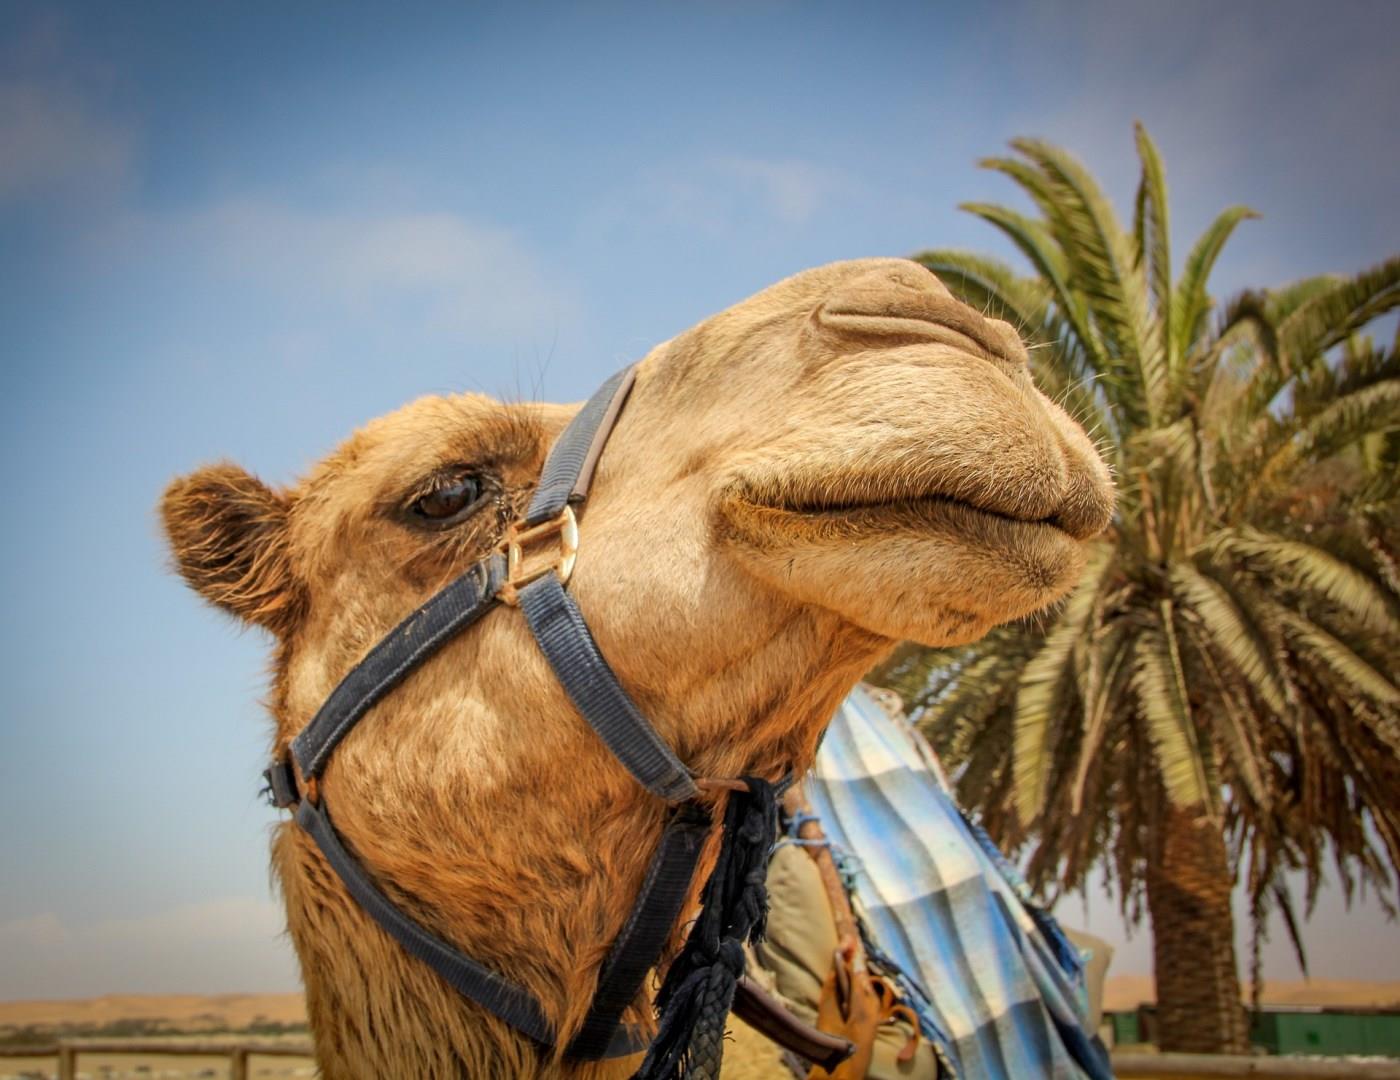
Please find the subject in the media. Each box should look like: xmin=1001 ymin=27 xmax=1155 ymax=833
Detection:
xmin=633 ymin=778 xmax=778 ymax=1080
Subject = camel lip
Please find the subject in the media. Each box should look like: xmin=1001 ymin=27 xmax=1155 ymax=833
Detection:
xmin=728 ymin=489 xmax=1077 ymax=540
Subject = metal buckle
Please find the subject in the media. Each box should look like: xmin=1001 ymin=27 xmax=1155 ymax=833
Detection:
xmin=499 ymin=505 xmax=579 ymax=605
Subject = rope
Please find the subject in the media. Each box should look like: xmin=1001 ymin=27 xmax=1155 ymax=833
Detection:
xmin=633 ymin=777 xmax=778 ymax=1080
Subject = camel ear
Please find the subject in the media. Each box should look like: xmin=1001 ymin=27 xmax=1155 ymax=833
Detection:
xmin=160 ymin=463 xmax=304 ymax=634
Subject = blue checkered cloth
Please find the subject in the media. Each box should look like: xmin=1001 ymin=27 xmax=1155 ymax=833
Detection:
xmin=803 ymin=687 xmax=1114 ymax=1080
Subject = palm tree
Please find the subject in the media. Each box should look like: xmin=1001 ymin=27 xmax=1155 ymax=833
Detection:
xmin=887 ymin=126 xmax=1400 ymax=1054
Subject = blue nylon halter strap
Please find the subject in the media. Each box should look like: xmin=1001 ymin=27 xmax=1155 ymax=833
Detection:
xmin=289 ymin=364 xmax=646 ymax=788
xmin=519 ymin=573 xmax=698 ymax=804
xmin=263 ymin=364 xmax=855 ymax=1072
xmin=271 ymin=364 xmax=700 ymax=1060
xmin=289 ymin=553 xmax=507 ymax=782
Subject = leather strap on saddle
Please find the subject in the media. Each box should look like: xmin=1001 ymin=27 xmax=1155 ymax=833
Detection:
xmin=732 ymin=976 xmax=857 ymax=1075
xmin=783 ymin=789 xmax=919 ymax=1078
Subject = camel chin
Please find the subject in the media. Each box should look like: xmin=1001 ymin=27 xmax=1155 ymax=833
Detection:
xmin=718 ymin=494 xmax=1088 ymax=646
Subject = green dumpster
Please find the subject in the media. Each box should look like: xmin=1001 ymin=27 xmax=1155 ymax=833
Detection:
xmin=1251 ymin=1009 xmax=1400 ymax=1057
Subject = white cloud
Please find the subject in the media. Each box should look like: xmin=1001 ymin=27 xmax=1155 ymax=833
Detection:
xmin=585 ymin=153 xmax=847 ymax=237
xmin=708 ymin=156 xmax=837 ymax=224
xmin=95 ymin=200 xmax=581 ymax=347
xmin=0 ymin=898 xmax=297 ymax=998
xmin=0 ymin=79 xmax=133 ymax=203
xmin=0 ymin=12 xmax=573 ymax=350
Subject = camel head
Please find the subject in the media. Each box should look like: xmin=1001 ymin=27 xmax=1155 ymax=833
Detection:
xmin=160 ymin=258 xmax=1112 ymax=1077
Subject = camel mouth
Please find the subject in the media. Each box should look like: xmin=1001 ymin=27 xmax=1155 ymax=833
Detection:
xmin=716 ymin=482 xmax=1091 ymax=639
xmin=730 ymin=489 xmax=1081 ymax=543
xmin=719 ymin=424 xmax=1113 ymax=545
xmin=777 ymin=492 xmax=1065 ymax=531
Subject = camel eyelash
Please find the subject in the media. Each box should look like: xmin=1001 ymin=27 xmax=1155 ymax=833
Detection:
xmin=394 ymin=466 xmax=499 ymax=530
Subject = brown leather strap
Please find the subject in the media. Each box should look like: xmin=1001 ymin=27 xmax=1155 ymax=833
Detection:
xmin=783 ymin=789 xmax=860 ymax=949
xmin=732 ymin=975 xmax=854 ymax=1073
xmin=782 ymin=788 xmax=885 ymax=1079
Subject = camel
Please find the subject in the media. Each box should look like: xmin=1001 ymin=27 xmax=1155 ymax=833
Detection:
xmin=160 ymin=257 xmax=1113 ymax=1078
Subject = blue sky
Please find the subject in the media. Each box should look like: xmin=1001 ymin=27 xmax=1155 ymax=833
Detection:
xmin=2 ymin=1 xmax=1397 ymax=998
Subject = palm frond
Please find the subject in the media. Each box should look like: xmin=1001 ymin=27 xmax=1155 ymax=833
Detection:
xmin=1132 ymin=618 xmax=1211 ymax=809
xmin=1173 ymin=206 xmax=1259 ymax=355
xmin=1214 ymin=528 xmax=1400 ymax=637
xmin=1278 ymin=609 xmax=1400 ymax=710
xmin=1171 ymin=561 xmax=1287 ymax=713
xmin=1250 ymin=377 xmax=1400 ymax=491
xmin=919 ymin=647 xmax=1022 ymax=739
xmin=1264 ymin=275 xmax=1341 ymax=323
xmin=1005 ymin=138 xmax=1166 ymax=426
xmin=1278 ymin=255 xmax=1400 ymax=369
xmin=958 ymin=202 xmax=1112 ymax=367
xmin=1133 ymin=123 xmax=1173 ymax=364
xmin=1188 ymin=627 xmax=1272 ymax=809
xmin=1012 ymin=544 xmax=1113 ymax=823
xmin=1070 ymin=621 xmax=1133 ymax=813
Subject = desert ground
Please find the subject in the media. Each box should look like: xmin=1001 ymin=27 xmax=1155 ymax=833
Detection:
xmin=4 ymin=981 xmax=1400 ymax=1079
xmin=0 ymin=994 xmax=309 ymax=1080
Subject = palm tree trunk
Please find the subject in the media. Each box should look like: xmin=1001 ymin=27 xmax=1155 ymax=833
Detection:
xmin=1145 ymin=802 xmax=1251 ymax=1054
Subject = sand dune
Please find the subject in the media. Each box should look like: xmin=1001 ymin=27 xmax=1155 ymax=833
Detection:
xmin=1103 ymin=975 xmax=1400 ymax=1012
xmin=0 ymin=992 xmax=306 ymax=1031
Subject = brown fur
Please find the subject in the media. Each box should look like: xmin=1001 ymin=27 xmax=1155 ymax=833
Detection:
xmin=159 ymin=259 xmax=1113 ymax=1078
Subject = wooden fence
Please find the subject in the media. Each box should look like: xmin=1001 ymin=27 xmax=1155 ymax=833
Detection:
xmin=0 ymin=1038 xmax=314 ymax=1079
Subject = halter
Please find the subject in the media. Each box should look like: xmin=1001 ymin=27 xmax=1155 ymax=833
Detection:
xmin=263 ymin=365 xmax=853 ymax=1073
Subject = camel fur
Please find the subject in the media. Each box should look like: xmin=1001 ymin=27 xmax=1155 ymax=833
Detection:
xmin=160 ymin=258 xmax=1114 ymax=1078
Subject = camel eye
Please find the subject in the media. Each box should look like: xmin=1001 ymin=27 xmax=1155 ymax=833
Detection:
xmin=410 ymin=473 xmax=483 ymax=523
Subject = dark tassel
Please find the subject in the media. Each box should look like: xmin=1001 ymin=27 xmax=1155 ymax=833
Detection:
xmin=633 ymin=776 xmax=778 ymax=1080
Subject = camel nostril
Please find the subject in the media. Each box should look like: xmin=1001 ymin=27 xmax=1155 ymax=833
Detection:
xmin=817 ymin=263 xmax=1024 ymax=366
